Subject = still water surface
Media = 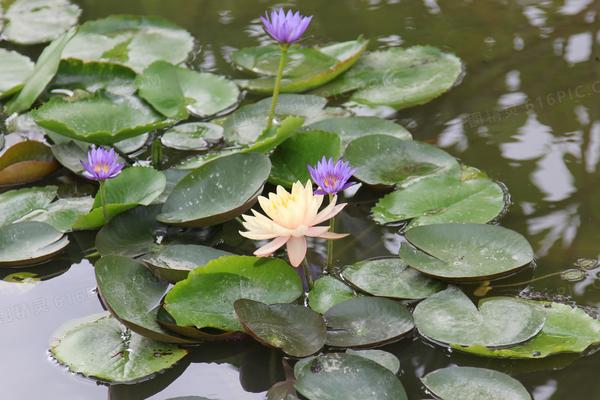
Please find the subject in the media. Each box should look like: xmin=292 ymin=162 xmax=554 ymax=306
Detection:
xmin=2 ymin=0 xmax=600 ymax=398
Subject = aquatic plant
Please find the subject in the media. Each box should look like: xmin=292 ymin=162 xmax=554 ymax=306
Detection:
xmin=81 ymin=145 xmax=124 ymax=222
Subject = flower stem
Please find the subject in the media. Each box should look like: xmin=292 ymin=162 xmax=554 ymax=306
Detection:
xmin=326 ymin=194 xmax=335 ymax=271
xmin=302 ymin=258 xmax=313 ymax=290
xmin=266 ymin=44 xmax=289 ymax=130
xmin=151 ymin=137 xmax=162 ymax=169
xmin=99 ymin=181 xmax=109 ymax=225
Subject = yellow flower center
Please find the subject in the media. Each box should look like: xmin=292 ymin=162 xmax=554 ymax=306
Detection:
xmin=324 ymin=176 xmax=337 ymax=188
xmin=93 ymin=163 xmax=110 ymax=174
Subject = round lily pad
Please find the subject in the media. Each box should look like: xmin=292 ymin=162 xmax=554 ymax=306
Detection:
xmin=234 ymin=299 xmax=326 ymax=357
xmin=269 ymin=130 xmax=341 ymax=188
xmin=346 ymin=349 xmax=400 ymax=374
xmin=294 ymin=353 xmax=407 ymax=400
xmin=341 ymin=258 xmax=445 ymax=300
xmin=161 ymin=122 xmax=223 ymax=151
xmin=324 ymin=296 xmax=414 ymax=347
xmin=0 ymin=140 xmax=59 ymax=186
xmin=0 ymin=185 xmax=57 ymax=226
xmin=136 ymin=61 xmax=240 ymax=119
xmin=95 ymin=255 xmax=196 ymax=344
xmin=306 ymin=116 xmax=411 ymax=148
xmin=0 ymin=221 xmax=69 ymax=267
xmin=142 ymin=244 xmax=231 ymax=283
xmin=74 ymin=166 xmax=166 ymax=230
xmin=50 ymin=312 xmax=188 ymax=384
xmin=314 ymin=46 xmax=463 ymax=110
xmin=421 ymin=367 xmax=531 ymax=400
xmin=344 ymin=135 xmax=459 ymax=186
xmin=0 ymin=49 xmax=34 ymax=98
xmin=3 ymin=0 xmax=80 ymax=45
xmin=51 ymin=59 xmax=137 ymax=95
xmin=413 ymin=286 xmax=546 ymax=348
xmin=62 ymin=15 xmax=195 ymax=73
xmin=18 ymin=196 xmax=93 ymax=232
xmin=158 ymin=152 xmax=270 ymax=227
xmin=164 ymin=256 xmax=303 ymax=332
xmin=372 ymin=167 xmax=506 ymax=227
xmin=32 ymin=92 xmax=171 ymax=144
xmin=233 ymin=38 xmax=368 ymax=93
xmin=454 ymin=301 xmax=600 ymax=359
xmin=307 ymin=275 xmax=356 ymax=314
xmin=400 ymin=223 xmax=534 ymax=281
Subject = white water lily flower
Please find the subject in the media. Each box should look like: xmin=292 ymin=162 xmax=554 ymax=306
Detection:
xmin=239 ymin=180 xmax=348 ymax=267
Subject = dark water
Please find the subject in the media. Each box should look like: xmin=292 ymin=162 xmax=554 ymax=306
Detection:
xmin=2 ymin=0 xmax=600 ymax=398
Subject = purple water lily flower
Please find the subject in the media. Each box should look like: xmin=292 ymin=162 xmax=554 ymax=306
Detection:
xmin=260 ymin=8 xmax=312 ymax=44
xmin=308 ymin=157 xmax=358 ymax=196
xmin=81 ymin=145 xmax=124 ymax=181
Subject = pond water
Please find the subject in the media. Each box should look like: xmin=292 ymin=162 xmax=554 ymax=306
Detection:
xmin=2 ymin=0 xmax=600 ymax=399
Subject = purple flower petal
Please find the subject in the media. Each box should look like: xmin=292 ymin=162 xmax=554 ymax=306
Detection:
xmin=307 ymin=157 xmax=358 ymax=195
xmin=260 ymin=8 xmax=312 ymax=44
xmin=80 ymin=145 xmax=124 ymax=181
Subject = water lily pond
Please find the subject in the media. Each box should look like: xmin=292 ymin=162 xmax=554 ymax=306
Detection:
xmin=1 ymin=0 xmax=599 ymax=399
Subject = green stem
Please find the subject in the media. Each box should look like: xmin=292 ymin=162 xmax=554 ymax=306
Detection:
xmin=492 ymin=271 xmax=565 ymax=288
xmin=266 ymin=44 xmax=289 ymax=130
xmin=151 ymin=137 xmax=163 ymax=169
xmin=302 ymin=258 xmax=313 ymax=290
xmin=326 ymin=194 xmax=335 ymax=271
xmin=99 ymin=181 xmax=109 ymax=225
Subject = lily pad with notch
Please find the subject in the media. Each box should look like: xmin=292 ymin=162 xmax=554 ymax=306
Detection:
xmin=164 ymin=256 xmax=303 ymax=332
xmin=158 ymin=152 xmax=270 ymax=227
xmin=17 ymin=195 xmax=93 ymax=232
xmin=307 ymin=275 xmax=356 ymax=314
xmin=324 ymin=296 xmax=414 ymax=348
xmin=421 ymin=366 xmax=531 ymax=400
xmin=344 ymin=135 xmax=459 ymax=187
xmin=161 ymin=122 xmax=223 ymax=151
xmin=0 ymin=185 xmax=57 ymax=226
xmin=341 ymin=257 xmax=445 ymax=300
xmin=399 ymin=223 xmax=534 ymax=281
xmin=0 ymin=221 xmax=69 ymax=267
xmin=346 ymin=349 xmax=400 ymax=374
xmin=51 ymin=59 xmax=137 ymax=95
xmin=413 ymin=286 xmax=546 ymax=348
xmin=50 ymin=312 xmax=188 ymax=384
xmin=234 ymin=299 xmax=326 ymax=357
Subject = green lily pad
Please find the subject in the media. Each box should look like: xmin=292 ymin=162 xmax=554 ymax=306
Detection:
xmin=306 ymin=116 xmax=412 ymax=148
xmin=0 ymin=49 xmax=34 ymax=98
xmin=372 ymin=166 xmax=506 ymax=227
xmin=136 ymin=61 xmax=240 ymax=119
xmin=158 ymin=152 xmax=270 ymax=227
xmin=413 ymin=286 xmax=546 ymax=348
xmin=400 ymin=223 xmax=534 ymax=281
xmin=5 ymin=28 xmax=76 ymax=115
xmin=454 ymin=301 xmax=600 ymax=359
xmin=294 ymin=353 xmax=407 ymax=400
xmin=324 ymin=296 xmax=414 ymax=347
xmin=307 ymin=275 xmax=356 ymax=314
xmin=345 ymin=349 xmax=400 ymax=374
xmin=18 ymin=196 xmax=93 ymax=232
xmin=234 ymin=299 xmax=326 ymax=357
xmin=0 ymin=185 xmax=57 ymax=226
xmin=223 ymin=94 xmax=327 ymax=145
xmin=51 ymin=59 xmax=137 ymax=96
xmin=233 ymin=38 xmax=368 ymax=93
xmin=314 ymin=46 xmax=463 ymax=110
xmin=32 ymin=92 xmax=171 ymax=145
xmin=3 ymin=0 xmax=80 ymax=45
xmin=95 ymin=205 xmax=161 ymax=257
xmin=164 ymin=256 xmax=303 ymax=332
xmin=161 ymin=122 xmax=223 ymax=151
xmin=0 ymin=140 xmax=58 ymax=186
xmin=344 ymin=135 xmax=459 ymax=186
xmin=95 ymin=255 xmax=196 ymax=344
xmin=242 ymin=116 xmax=305 ymax=154
xmin=73 ymin=166 xmax=166 ymax=230
xmin=341 ymin=258 xmax=445 ymax=300
xmin=155 ymin=306 xmax=244 ymax=342
xmin=421 ymin=367 xmax=531 ymax=400
xmin=62 ymin=15 xmax=195 ymax=73
xmin=0 ymin=221 xmax=69 ymax=267
xmin=269 ymin=131 xmax=341 ymax=188
xmin=50 ymin=312 xmax=188 ymax=384
xmin=142 ymin=244 xmax=231 ymax=283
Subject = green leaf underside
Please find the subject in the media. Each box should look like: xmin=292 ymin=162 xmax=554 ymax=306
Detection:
xmin=342 ymin=258 xmax=445 ymax=299
xmin=314 ymin=46 xmax=463 ymax=110
xmin=294 ymin=353 xmax=408 ymax=400
xmin=324 ymin=296 xmax=414 ymax=347
xmin=344 ymin=134 xmax=459 ymax=186
xmin=413 ymin=286 xmax=546 ymax=348
xmin=307 ymin=275 xmax=356 ymax=314
xmin=372 ymin=166 xmax=506 ymax=227
xmin=0 ymin=140 xmax=58 ymax=186
xmin=421 ymin=367 xmax=531 ymax=400
xmin=164 ymin=256 xmax=302 ymax=332
xmin=400 ymin=223 xmax=534 ymax=280
xmin=50 ymin=312 xmax=188 ymax=383
xmin=453 ymin=301 xmax=600 ymax=358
